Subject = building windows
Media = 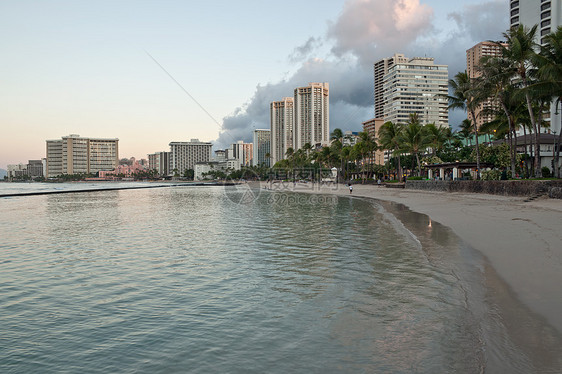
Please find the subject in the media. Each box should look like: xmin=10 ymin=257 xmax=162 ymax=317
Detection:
xmin=541 ymin=10 xmax=551 ymax=19
xmin=541 ymin=2 xmax=551 ymax=11
xmin=511 ymin=8 xmax=519 ymax=17
xmin=541 ymin=19 xmax=551 ymax=28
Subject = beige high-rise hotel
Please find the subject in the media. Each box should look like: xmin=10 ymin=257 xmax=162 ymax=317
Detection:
xmin=293 ymin=82 xmax=330 ymax=150
xmin=466 ymin=41 xmax=505 ymax=130
xmin=46 ymin=134 xmax=119 ymax=178
xmin=270 ymin=97 xmax=294 ymax=165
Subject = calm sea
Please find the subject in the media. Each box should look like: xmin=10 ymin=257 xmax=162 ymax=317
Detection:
xmin=1 ymin=183 xmax=561 ymax=373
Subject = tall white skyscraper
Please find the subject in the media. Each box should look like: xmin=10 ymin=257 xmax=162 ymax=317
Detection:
xmin=270 ymin=97 xmax=294 ymax=165
xmin=510 ymin=0 xmax=562 ymax=133
xmin=382 ymin=57 xmax=449 ymax=127
xmin=374 ymin=54 xmax=408 ymax=119
xmin=510 ymin=0 xmax=561 ymax=46
xmin=293 ymin=82 xmax=330 ymax=150
xmin=252 ymin=129 xmax=271 ymax=167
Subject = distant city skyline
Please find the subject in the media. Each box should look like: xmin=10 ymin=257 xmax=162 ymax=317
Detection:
xmin=0 ymin=0 xmax=508 ymax=169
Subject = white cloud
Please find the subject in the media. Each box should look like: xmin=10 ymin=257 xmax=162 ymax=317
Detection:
xmin=328 ymin=0 xmax=434 ymax=66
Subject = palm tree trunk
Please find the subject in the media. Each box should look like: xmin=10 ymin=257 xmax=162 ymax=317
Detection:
xmin=522 ymin=124 xmax=530 ymax=177
xmin=470 ymin=109 xmax=481 ymax=179
xmin=500 ymin=102 xmax=516 ymax=176
xmin=554 ymin=97 xmax=562 ymax=178
xmin=396 ymin=153 xmax=402 ymax=181
xmin=524 ymin=91 xmax=541 ymax=177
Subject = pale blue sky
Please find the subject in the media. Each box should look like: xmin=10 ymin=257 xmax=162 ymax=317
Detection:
xmin=0 ymin=0 xmax=507 ymax=168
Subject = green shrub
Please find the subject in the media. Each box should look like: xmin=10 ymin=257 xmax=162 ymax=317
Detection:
xmin=481 ymin=169 xmax=502 ymax=180
xmin=407 ymin=176 xmax=423 ymax=180
xmin=542 ymin=166 xmax=552 ymax=178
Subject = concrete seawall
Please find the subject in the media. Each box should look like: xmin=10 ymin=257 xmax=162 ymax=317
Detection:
xmin=405 ymin=180 xmax=562 ymax=199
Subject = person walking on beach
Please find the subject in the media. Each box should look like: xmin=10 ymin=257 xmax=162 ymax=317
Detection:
xmin=349 ymin=184 xmax=353 ymax=194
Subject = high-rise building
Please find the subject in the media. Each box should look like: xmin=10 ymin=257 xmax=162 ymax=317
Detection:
xmin=148 ymin=151 xmax=170 ymax=176
xmin=270 ymin=97 xmax=294 ymax=165
xmin=382 ymin=57 xmax=449 ymax=127
xmin=510 ymin=0 xmax=561 ymax=45
xmin=293 ymin=82 xmax=329 ymax=150
xmin=169 ymin=139 xmax=212 ymax=173
xmin=26 ymin=160 xmax=44 ymax=178
xmin=229 ymin=141 xmax=253 ymax=167
xmin=510 ymin=0 xmax=562 ymax=134
xmin=466 ymin=41 xmax=506 ymax=129
xmin=374 ymin=54 xmax=408 ymax=119
xmin=253 ymin=129 xmax=271 ymax=167
xmin=362 ymin=118 xmax=386 ymax=165
xmin=45 ymin=134 xmax=119 ymax=178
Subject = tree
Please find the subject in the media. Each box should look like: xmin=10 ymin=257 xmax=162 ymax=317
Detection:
xmin=378 ymin=121 xmax=404 ymax=181
xmin=478 ymin=54 xmax=518 ymax=174
xmin=534 ymin=26 xmax=562 ymax=178
xmin=398 ymin=113 xmax=429 ymax=176
xmin=501 ymin=24 xmax=542 ymax=177
xmin=447 ymin=71 xmax=484 ymax=179
xmin=355 ymin=131 xmax=377 ymax=182
xmin=425 ymin=123 xmax=448 ymax=156
xmin=330 ymin=128 xmax=345 ymax=182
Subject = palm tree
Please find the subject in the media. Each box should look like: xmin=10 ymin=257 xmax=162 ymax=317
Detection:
xmin=478 ymin=54 xmax=518 ymax=174
xmin=398 ymin=113 xmax=429 ymax=176
xmin=425 ymin=123 xmax=448 ymax=156
xmin=358 ymin=131 xmax=377 ymax=181
xmin=447 ymin=71 xmax=483 ymax=179
xmin=378 ymin=121 xmax=404 ymax=181
xmin=302 ymin=142 xmax=312 ymax=158
xmin=534 ymin=26 xmax=562 ymax=177
xmin=330 ymin=128 xmax=344 ymax=182
xmin=501 ymin=24 xmax=541 ymax=177
xmin=458 ymin=119 xmax=474 ymax=146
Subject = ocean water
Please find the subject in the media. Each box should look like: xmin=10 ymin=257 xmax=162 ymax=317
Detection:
xmin=1 ymin=184 xmax=561 ymax=373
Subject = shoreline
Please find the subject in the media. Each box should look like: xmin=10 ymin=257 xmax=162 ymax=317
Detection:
xmin=260 ymin=181 xmax=562 ymax=335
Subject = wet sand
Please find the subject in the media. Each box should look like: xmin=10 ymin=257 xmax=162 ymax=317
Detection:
xmin=261 ymin=182 xmax=562 ymax=336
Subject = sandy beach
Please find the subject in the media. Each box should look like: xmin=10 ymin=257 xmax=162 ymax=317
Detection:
xmin=263 ymin=182 xmax=562 ymax=335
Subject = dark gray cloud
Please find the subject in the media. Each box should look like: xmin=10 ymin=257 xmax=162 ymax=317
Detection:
xmin=448 ymin=0 xmax=507 ymax=43
xmin=215 ymin=0 xmax=510 ymax=148
xmin=215 ymin=58 xmax=373 ymax=148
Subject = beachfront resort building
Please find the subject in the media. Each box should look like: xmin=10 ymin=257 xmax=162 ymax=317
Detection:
xmin=253 ymin=129 xmax=271 ymax=167
xmin=148 ymin=151 xmax=171 ymax=177
xmin=270 ymin=97 xmax=294 ymax=165
xmin=381 ymin=57 xmax=449 ymax=127
xmin=45 ymin=134 xmax=119 ymax=178
xmin=510 ymin=0 xmax=562 ymax=134
xmin=229 ymin=141 xmax=253 ymax=167
xmin=169 ymin=139 xmax=212 ymax=174
xmin=466 ymin=41 xmax=506 ymax=130
xmin=293 ymin=82 xmax=330 ymax=150
xmin=374 ymin=54 xmax=409 ymax=119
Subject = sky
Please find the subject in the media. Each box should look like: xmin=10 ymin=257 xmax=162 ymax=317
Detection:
xmin=0 ymin=0 xmax=508 ymax=169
